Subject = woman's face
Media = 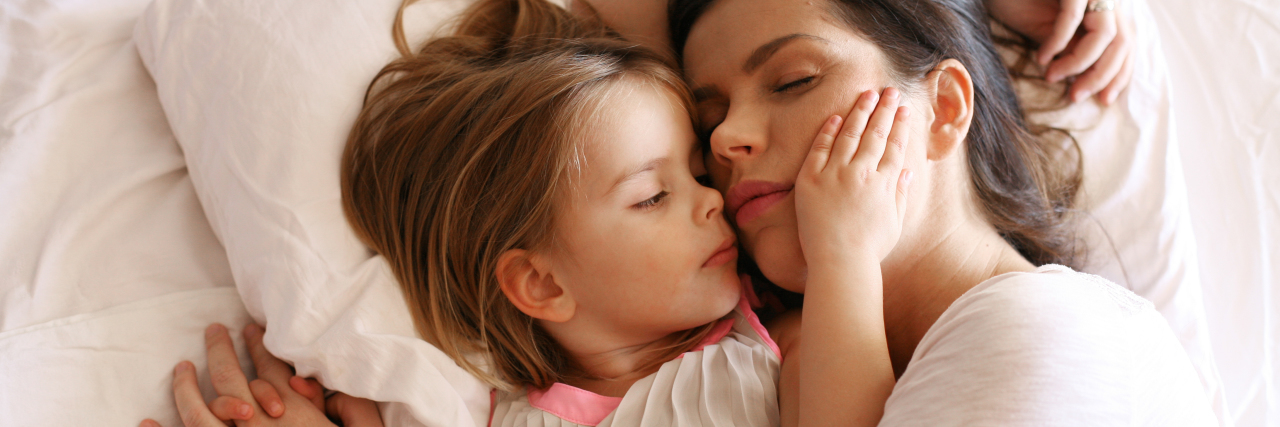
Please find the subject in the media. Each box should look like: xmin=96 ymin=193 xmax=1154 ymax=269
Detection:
xmin=682 ymin=0 xmax=923 ymax=292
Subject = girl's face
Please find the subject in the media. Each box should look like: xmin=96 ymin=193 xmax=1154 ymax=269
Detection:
xmin=546 ymin=78 xmax=742 ymax=343
xmin=680 ymin=0 xmax=927 ymax=292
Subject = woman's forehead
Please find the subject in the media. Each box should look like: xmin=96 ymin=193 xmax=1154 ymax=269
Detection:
xmin=681 ymin=0 xmax=852 ymax=81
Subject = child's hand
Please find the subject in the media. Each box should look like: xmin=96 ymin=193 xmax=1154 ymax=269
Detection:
xmin=138 ymin=323 xmax=383 ymax=427
xmin=794 ymin=88 xmax=912 ymax=266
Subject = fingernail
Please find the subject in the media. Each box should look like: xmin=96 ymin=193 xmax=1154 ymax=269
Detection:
xmin=238 ymin=403 xmax=253 ymax=419
xmin=205 ymin=323 xmax=224 ymax=338
xmin=898 ymin=106 xmax=911 ymax=120
xmin=904 ymin=170 xmax=914 ymax=185
xmin=825 ymin=115 xmax=842 ymax=133
xmin=269 ymin=402 xmax=283 ymax=416
xmin=861 ymin=90 xmax=878 ymax=107
xmin=174 ymin=361 xmax=190 ymax=374
xmin=884 ymin=87 xmax=899 ymax=101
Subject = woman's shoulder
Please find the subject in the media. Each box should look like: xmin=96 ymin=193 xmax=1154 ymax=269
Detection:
xmin=954 ymin=264 xmax=1153 ymax=319
xmin=913 ymin=264 xmax=1168 ymax=364
xmin=883 ymin=265 xmax=1217 ymax=426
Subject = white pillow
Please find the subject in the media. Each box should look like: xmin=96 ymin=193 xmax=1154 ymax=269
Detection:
xmin=134 ymin=0 xmax=490 ymax=426
xmin=133 ymin=0 xmax=1225 ymax=424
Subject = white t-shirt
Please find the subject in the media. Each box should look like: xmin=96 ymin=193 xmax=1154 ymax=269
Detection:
xmin=880 ymin=264 xmax=1217 ymax=426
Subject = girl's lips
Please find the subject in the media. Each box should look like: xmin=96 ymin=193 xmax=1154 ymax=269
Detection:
xmin=725 ymin=180 xmax=794 ymax=226
xmin=703 ymin=238 xmax=739 ymax=268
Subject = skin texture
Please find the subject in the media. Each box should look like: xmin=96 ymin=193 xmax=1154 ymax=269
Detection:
xmin=495 ymin=78 xmax=743 ymax=397
xmin=681 ymin=0 xmax=1036 ymax=378
xmin=581 ymin=0 xmax=1134 ymax=104
xmin=139 ymin=323 xmax=383 ymax=427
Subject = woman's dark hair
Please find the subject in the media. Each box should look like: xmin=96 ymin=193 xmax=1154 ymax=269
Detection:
xmin=670 ymin=0 xmax=1083 ymax=267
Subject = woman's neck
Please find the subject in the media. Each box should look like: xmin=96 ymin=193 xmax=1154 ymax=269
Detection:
xmin=880 ymin=212 xmax=1035 ymax=377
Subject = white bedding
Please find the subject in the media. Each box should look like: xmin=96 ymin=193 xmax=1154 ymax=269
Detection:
xmin=1151 ymin=0 xmax=1280 ymax=424
xmin=0 ymin=0 xmax=1274 ymax=426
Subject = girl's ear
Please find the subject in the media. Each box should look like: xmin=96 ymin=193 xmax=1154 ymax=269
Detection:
xmin=925 ymin=58 xmax=975 ymax=161
xmin=496 ymin=249 xmax=576 ymax=323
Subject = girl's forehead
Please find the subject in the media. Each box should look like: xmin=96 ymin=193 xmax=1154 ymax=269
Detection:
xmin=571 ymin=82 xmax=695 ymax=191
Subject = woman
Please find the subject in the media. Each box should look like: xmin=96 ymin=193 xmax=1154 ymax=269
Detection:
xmin=156 ymin=0 xmax=1211 ymax=425
xmin=663 ymin=0 xmax=1215 ymax=424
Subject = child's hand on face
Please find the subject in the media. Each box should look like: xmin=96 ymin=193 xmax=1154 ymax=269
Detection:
xmin=138 ymin=324 xmax=383 ymax=427
xmin=794 ymin=87 xmax=912 ymax=266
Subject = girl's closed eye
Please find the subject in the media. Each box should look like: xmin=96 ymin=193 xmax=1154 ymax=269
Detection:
xmin=634 ymin=191 xmax=670 ymax=209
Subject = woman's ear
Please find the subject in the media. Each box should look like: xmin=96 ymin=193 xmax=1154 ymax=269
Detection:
xmin=924 ymin=58 xmax=975 ymax=160
xmin=496 ymin=249 xmax=575 ymax=323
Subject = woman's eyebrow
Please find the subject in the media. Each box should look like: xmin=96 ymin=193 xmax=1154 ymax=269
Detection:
xmin=742 ymin=33 xmax=828 ymax=74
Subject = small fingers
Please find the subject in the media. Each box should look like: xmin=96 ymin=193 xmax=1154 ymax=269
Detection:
xmin=1038 ymin=0 xmax=1086 ymax=65
xmin=204 ymin=324 xmax=253 ymax=401
xmin=171 ymin=362 xmax=223 ymax=427
xmin=803 ymin=115 xmax=842 ymax=175
xmin=290 ymin=376 xmax=327 ymax=412
xmin=327 ymin=393 xmax=385 ymax=427
xmin=831 ymin=90 xmax=879 ymax=164
xmin=140 ymin=419 xmax=163 ymax=427
xmin=243 ymin=324 xmax=295 ymax=386
xmin=876 ymin=106 xmax=911 ymax=174
xmin=207 ymin=396 xmax=254 ymax=422
xmin=850 ymin=87 xmax=901 ymax=169
xmin=1046 ymin=11 xmax=1117 ymax=83
xmin=249 ymin=379 xmax=285 ymax=418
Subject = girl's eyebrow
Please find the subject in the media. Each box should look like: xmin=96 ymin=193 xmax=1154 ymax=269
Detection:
xmin=608 ymin=157 xmax=668 ymax=194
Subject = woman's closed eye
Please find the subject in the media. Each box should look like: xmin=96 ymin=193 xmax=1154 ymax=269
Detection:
xmin=634 ymin=191 xmax=670 ymax=210
xmin=772 ymin=75 xmax=815 ymax=94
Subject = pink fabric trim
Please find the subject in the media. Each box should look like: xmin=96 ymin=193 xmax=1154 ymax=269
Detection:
xmin=527 ymin=383 xmax=623 ymax=426
xmin=488 ymin=389 xmax=498 ymax=427
xmin=739 ymin=293 xmax=783 ymax=360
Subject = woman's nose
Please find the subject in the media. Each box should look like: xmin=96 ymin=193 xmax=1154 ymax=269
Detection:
xmin=709 ymin=107 xmax=767 ymax=168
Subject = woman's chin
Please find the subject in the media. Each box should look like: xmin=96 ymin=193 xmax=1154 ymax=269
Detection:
xmin=750 ymin=230 xmax=808 ymax=293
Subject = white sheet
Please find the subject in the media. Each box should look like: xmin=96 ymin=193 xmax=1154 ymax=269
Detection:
xmin=0 ymin=0 xmax=253 ymax=424
xmin=1150 ymin=0 xmax=1280 ymax=425
xmin=0 ymin=0 xmax=1274 ymax=425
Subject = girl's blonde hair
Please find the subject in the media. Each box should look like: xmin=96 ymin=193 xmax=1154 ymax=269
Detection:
xmin=341 ymin=0 xmax=713 ymax=390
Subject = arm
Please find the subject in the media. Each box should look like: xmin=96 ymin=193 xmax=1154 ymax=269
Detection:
xmin=788 ymin=88 xmax=912 ymax=426
xmin=572 ymin=0 xmax=672 ymax=54
xmin=986 ymin=0 xmax=1135 ymax=104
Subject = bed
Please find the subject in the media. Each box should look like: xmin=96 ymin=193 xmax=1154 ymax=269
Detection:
xmin=0 ymin=0 xmax=1274 ymax=425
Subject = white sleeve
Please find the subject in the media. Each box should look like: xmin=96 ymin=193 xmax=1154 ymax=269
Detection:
xmin=878 ymin=272 xmax=1217 ymax=427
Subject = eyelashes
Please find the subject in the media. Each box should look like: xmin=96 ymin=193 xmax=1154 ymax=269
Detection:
xmin=773 ymin=75 xmax=815 ymax=93
xmin=634 ymin=191 xmax=669 ymax=209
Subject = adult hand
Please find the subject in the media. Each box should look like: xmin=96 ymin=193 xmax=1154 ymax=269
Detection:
xmin=138 ymin=323 xmax=383 ymax=427
xmin=987 ymin=0 xmax=1134 ymax=105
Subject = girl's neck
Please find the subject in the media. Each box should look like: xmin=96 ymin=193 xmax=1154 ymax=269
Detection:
xmin=548 ymin=325 xmax=709 ymax=398
xmin=881 ymin=213 xmax=1035 ymax=377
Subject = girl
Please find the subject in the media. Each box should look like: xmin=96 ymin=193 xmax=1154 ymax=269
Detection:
xmin=156 ymin=0 xmax=911 ymax=425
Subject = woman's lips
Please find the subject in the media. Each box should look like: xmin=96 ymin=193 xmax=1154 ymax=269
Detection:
xmin=726 ymin=180 xmax=793 ymax=226
xmin=703 ymin=237 xmax=738 ymax=268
